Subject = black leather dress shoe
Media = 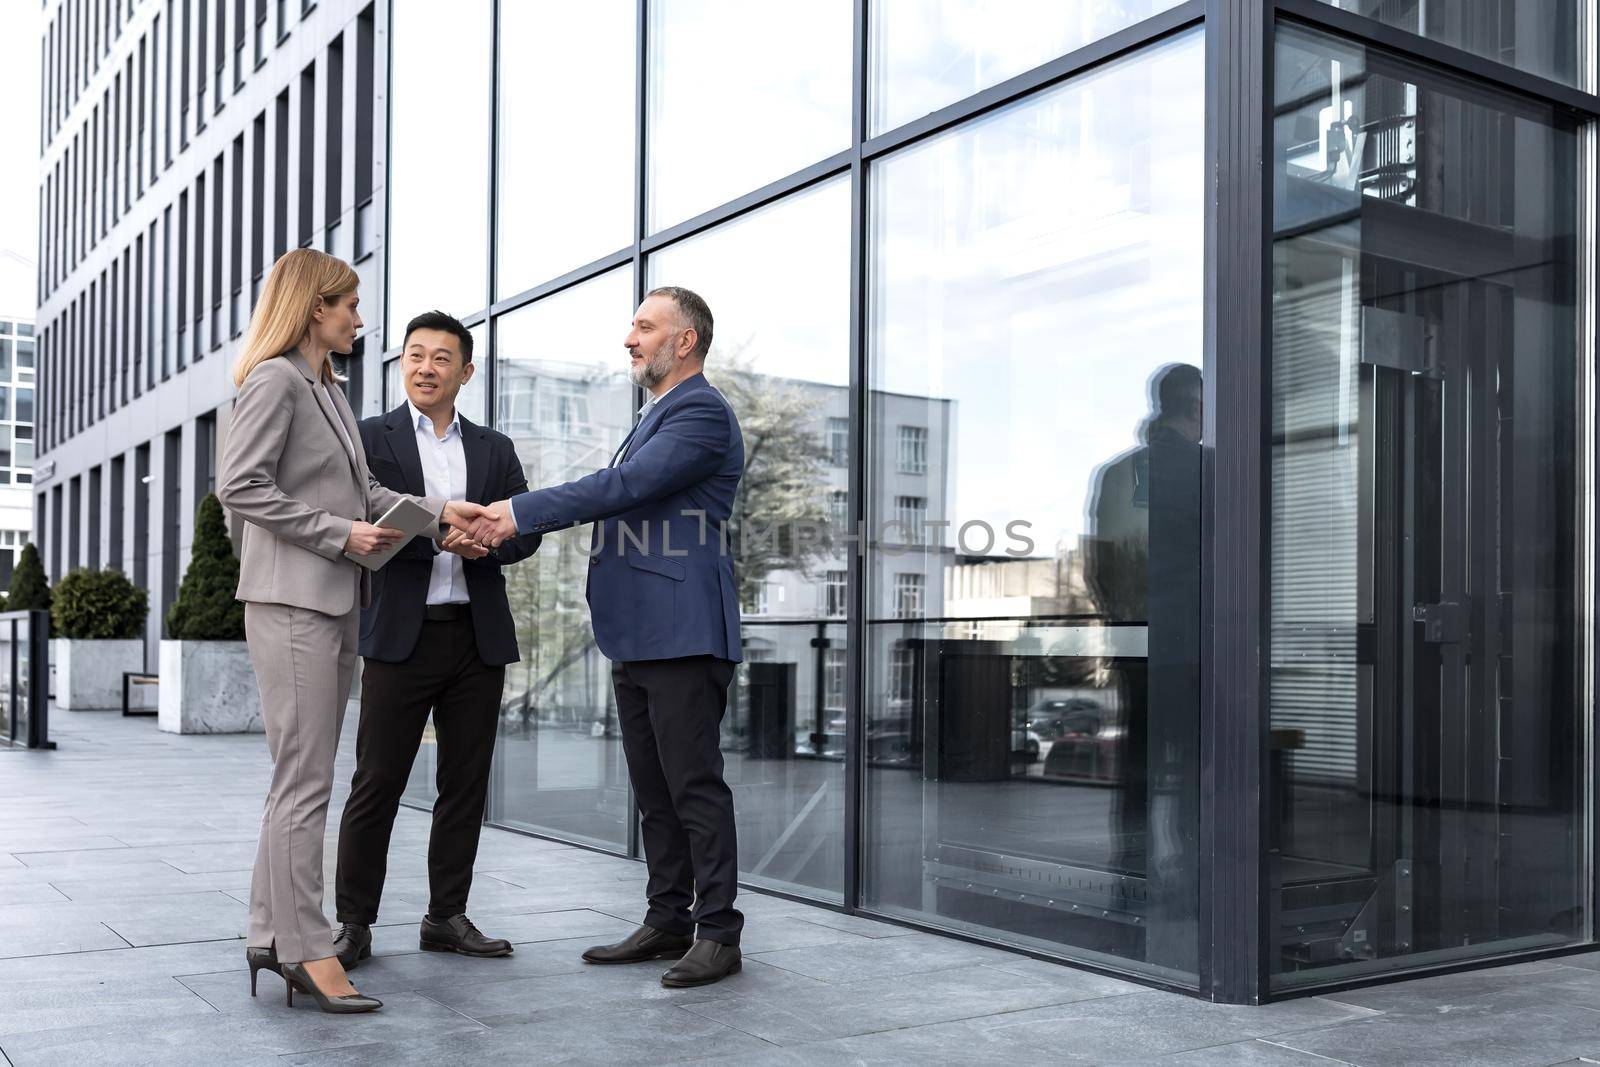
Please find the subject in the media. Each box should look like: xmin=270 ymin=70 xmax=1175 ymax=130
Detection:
xmin=581 ymin=924 xmax=694 ymax=965
xmin=333 ymin=923 xmax=372 ymax=970
xmin=661 ymin=939 xmax=742 ymax=988
xmin=420 ymin=914 xmax=514 ymax=958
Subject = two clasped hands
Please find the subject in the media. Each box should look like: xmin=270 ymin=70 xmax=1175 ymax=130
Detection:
xmin=342 ymin=500 xmax=522 ymax=560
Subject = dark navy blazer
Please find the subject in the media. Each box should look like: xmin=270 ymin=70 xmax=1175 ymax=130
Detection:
xmin=358 ymin=404 xmax=541 ymax=667
xmin=509 ymin=372 xmax=744 ymax=664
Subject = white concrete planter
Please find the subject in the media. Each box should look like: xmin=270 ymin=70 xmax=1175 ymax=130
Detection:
xmin=53 ymin=638 xmax=145 ymax=710
xmin=158 ymin=640 xmax=264 ymax=734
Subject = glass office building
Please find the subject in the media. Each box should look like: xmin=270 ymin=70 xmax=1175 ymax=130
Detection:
xmin=35 ymin=0 xmax=1597 ymax=1003
xmin=383 ymin=0 xmax=1598 ymax=1002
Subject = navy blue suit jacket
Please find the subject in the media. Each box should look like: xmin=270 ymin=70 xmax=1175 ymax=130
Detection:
xmin=509 ymin=372 xmax=744 ymax=664
xmin=359 ymin=404 xmax=541 ymax=667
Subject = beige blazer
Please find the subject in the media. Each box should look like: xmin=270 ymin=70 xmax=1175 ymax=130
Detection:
xmin=218 ymin=349 xmax=443 ymax=617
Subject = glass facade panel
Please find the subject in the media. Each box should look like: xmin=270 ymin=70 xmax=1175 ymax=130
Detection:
xmin=387 ymin=0 xmax=491 ymax=343
xmin=496 ymin=1 xmax=635 ymax=296
xmin=869 ymin=0 xmax=1187 ymax=133
xmin=863 ymin=30 xmax=1204 ymax=983
xmin=647 ymin=0 xmax=851 ymax=232
xmin=1310 ymin=0 xmax=1583 ymax=88
xmin=1270 ymin=25 xmax=1587 ymax=988
xmin=488 ymin=267 xmax=637 ymax=851
xmin=647 ymin=177 xmax=851 ymax=901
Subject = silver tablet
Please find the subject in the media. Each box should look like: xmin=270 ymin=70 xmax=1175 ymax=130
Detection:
xmin=343 ymin=497 xmax=440 ymax=571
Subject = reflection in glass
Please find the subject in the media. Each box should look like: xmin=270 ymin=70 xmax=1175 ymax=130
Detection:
xmin=488 ymin=268 xmax=636 ymax=850
xmin=497 ymin=1 xmax=635 ymax=296
xmin=387 ymin=0 xmax=491 ymax=343
xmin=869 ymin=0 xmax=1185 ymax=134
xmin=1270 ymin=26 xmax=1586 ymax=988
xmin=647 ymin=178 xmax=850 ymax=900
xmin=647 ymin=0 xmax=851 ymax=233
xmin=864 ymin=31 xmax=1203 ymax=983
xmin=1310 ymin=0 xmax=1580 ymax=87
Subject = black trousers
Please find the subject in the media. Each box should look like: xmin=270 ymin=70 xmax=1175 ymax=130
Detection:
xmin=613 ymin=655 xmax=743 ymax=946
xmin=335 ymin=614 xmax=504 ymax=924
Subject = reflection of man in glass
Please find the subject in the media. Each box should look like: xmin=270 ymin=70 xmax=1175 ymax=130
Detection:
xmin=1082 ymin=363 xmax=1201 ymax=972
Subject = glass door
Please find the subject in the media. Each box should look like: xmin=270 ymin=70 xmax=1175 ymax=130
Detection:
xmin=1270 ymin=25 xmax=1589 ymax=989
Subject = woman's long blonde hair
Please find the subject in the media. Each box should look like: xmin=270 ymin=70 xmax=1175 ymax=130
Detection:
xmin=233 ymin=248 xmax=360 ymax=387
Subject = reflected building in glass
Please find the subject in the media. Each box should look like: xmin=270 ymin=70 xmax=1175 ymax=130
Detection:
xmin=31 ymin=0 xmax=1600 ymax=1003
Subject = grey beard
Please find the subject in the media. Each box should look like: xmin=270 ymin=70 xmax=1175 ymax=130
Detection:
xmin=630 ymin=352 xmax=673 ymax=388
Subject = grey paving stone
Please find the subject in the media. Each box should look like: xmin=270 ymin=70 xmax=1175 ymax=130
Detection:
xmin=45 ymin=867 xmax=256 ymax=902
xmin=731 ymin=914 xmax=891 ymax=954
xmin=0 ymin=991 xmax=484 ymax=1066
xmin=1110 ymin=1038 xmax=1362 ymax=1065
xmin=5 ymin=835 xmax=133 ymax=855
xmin=1272 ymin=997 xmax=1600 ymax=1066
xmin=0 ymin=939 xmax=248 ymax=986
xmin=0 ymin=974 xmax=218 ymax=1038
xmin=0 ymin=882 xmax=70 ymax=906
xmin=279 ymin=1002 xmax=776 ymax=1066
xmin=677 ymin=958 xmax=1141 ymax=1045
xmin=747 ymin=929 xmax=1017 ymax=982
xmin=787 ymin=910 xmax=915 ymax=940
xmin=783 ymin=990 xmax=1376 ymax=1064
xmin=10 ymin=845 xmax=191 ymax=871
xmin=419 ymin=954 xmax=821 ymax=1025
xmin=0 ymin=920 xmax=130 ymax=959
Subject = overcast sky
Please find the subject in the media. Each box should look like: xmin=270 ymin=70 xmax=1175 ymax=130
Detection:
xmin=0 ymin=2 xmax=41 ymax=318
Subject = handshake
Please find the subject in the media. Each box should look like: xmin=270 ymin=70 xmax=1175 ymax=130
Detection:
xmin=343 ymin=500 xmax=521 ymax=560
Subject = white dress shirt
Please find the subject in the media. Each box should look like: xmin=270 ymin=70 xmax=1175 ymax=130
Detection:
xmin=409 ymin=400 xmax=470 ymax=605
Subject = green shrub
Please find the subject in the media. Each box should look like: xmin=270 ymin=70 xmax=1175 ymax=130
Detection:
xmin=53 ymin=568 xmax=148 ymax=640
xmin=166 ymin=493 xmax=245 ymax=640
xmin=6 ymin=543 xmax=50 ymax=613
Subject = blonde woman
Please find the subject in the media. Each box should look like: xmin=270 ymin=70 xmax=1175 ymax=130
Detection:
xmin=218 ymin=249 xmax=487 ymax=1013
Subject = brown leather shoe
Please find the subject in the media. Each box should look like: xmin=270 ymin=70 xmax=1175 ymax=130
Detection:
xmin=660 ymin=939 xmax=741 ymax=988
xmin=582 ymin=924 xmax=693 ymax=964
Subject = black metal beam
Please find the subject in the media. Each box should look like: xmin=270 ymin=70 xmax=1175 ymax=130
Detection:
xmin=639 ymin=151 xmax=852 ymax=255
xmin=1274 ymin=0 xmax=1600 ymax=118
xmin=841 ymin=0 xmax=867 ymax=917
xmin=1202 ymin=0 xmax=1273 ymax=1006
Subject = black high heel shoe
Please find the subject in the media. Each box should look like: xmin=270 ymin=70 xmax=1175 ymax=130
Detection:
xmin=279 ymin=961 xmax=383 ymax=1014
xmin=246 ymin=945 xmax=281 ymax=997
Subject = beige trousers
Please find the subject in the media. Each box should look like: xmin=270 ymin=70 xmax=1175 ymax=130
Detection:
xmin=244 ymin=598 xmax=360 ymax=963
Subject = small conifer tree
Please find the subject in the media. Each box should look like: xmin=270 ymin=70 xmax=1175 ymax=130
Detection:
xmin=166 ymin=493 xmax=245 ymax=640
xmin=6 ymin=543 xmax=50 ymax=613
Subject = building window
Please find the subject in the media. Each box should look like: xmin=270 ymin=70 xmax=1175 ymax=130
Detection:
xmin=540 ymin=382 xmax=591 ymax=438
xmin=892 ymin=573 xmax=923 ymax=619
xmin=823 ymin=647 xmax=846 ymax=710
xmin=823 ymin=569 xmax=847 ymax=617
xmin=742 ymin=580 xmax=771 ymax=617
xmin=497 ymin=374 xmax=535 ymax=433
xmin=887 ymin=646 xmax=915 ymax=703
xmin=893 ymin=495 xmax=925 ymax=544
xmin=826 ymin=417 xmax=848 ymax=467
xmin=896 ymin=425 xmax=926 ymax=474
xmin=829 ymin=489 xmax=848 ymax=530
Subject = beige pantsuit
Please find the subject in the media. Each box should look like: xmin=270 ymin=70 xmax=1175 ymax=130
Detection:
xmin=218 ymin=349 xmax=441 ymax=963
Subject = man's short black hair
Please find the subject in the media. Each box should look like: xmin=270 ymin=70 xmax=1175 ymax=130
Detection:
xmin=403 ymin=310 xmax=473 ymax=363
